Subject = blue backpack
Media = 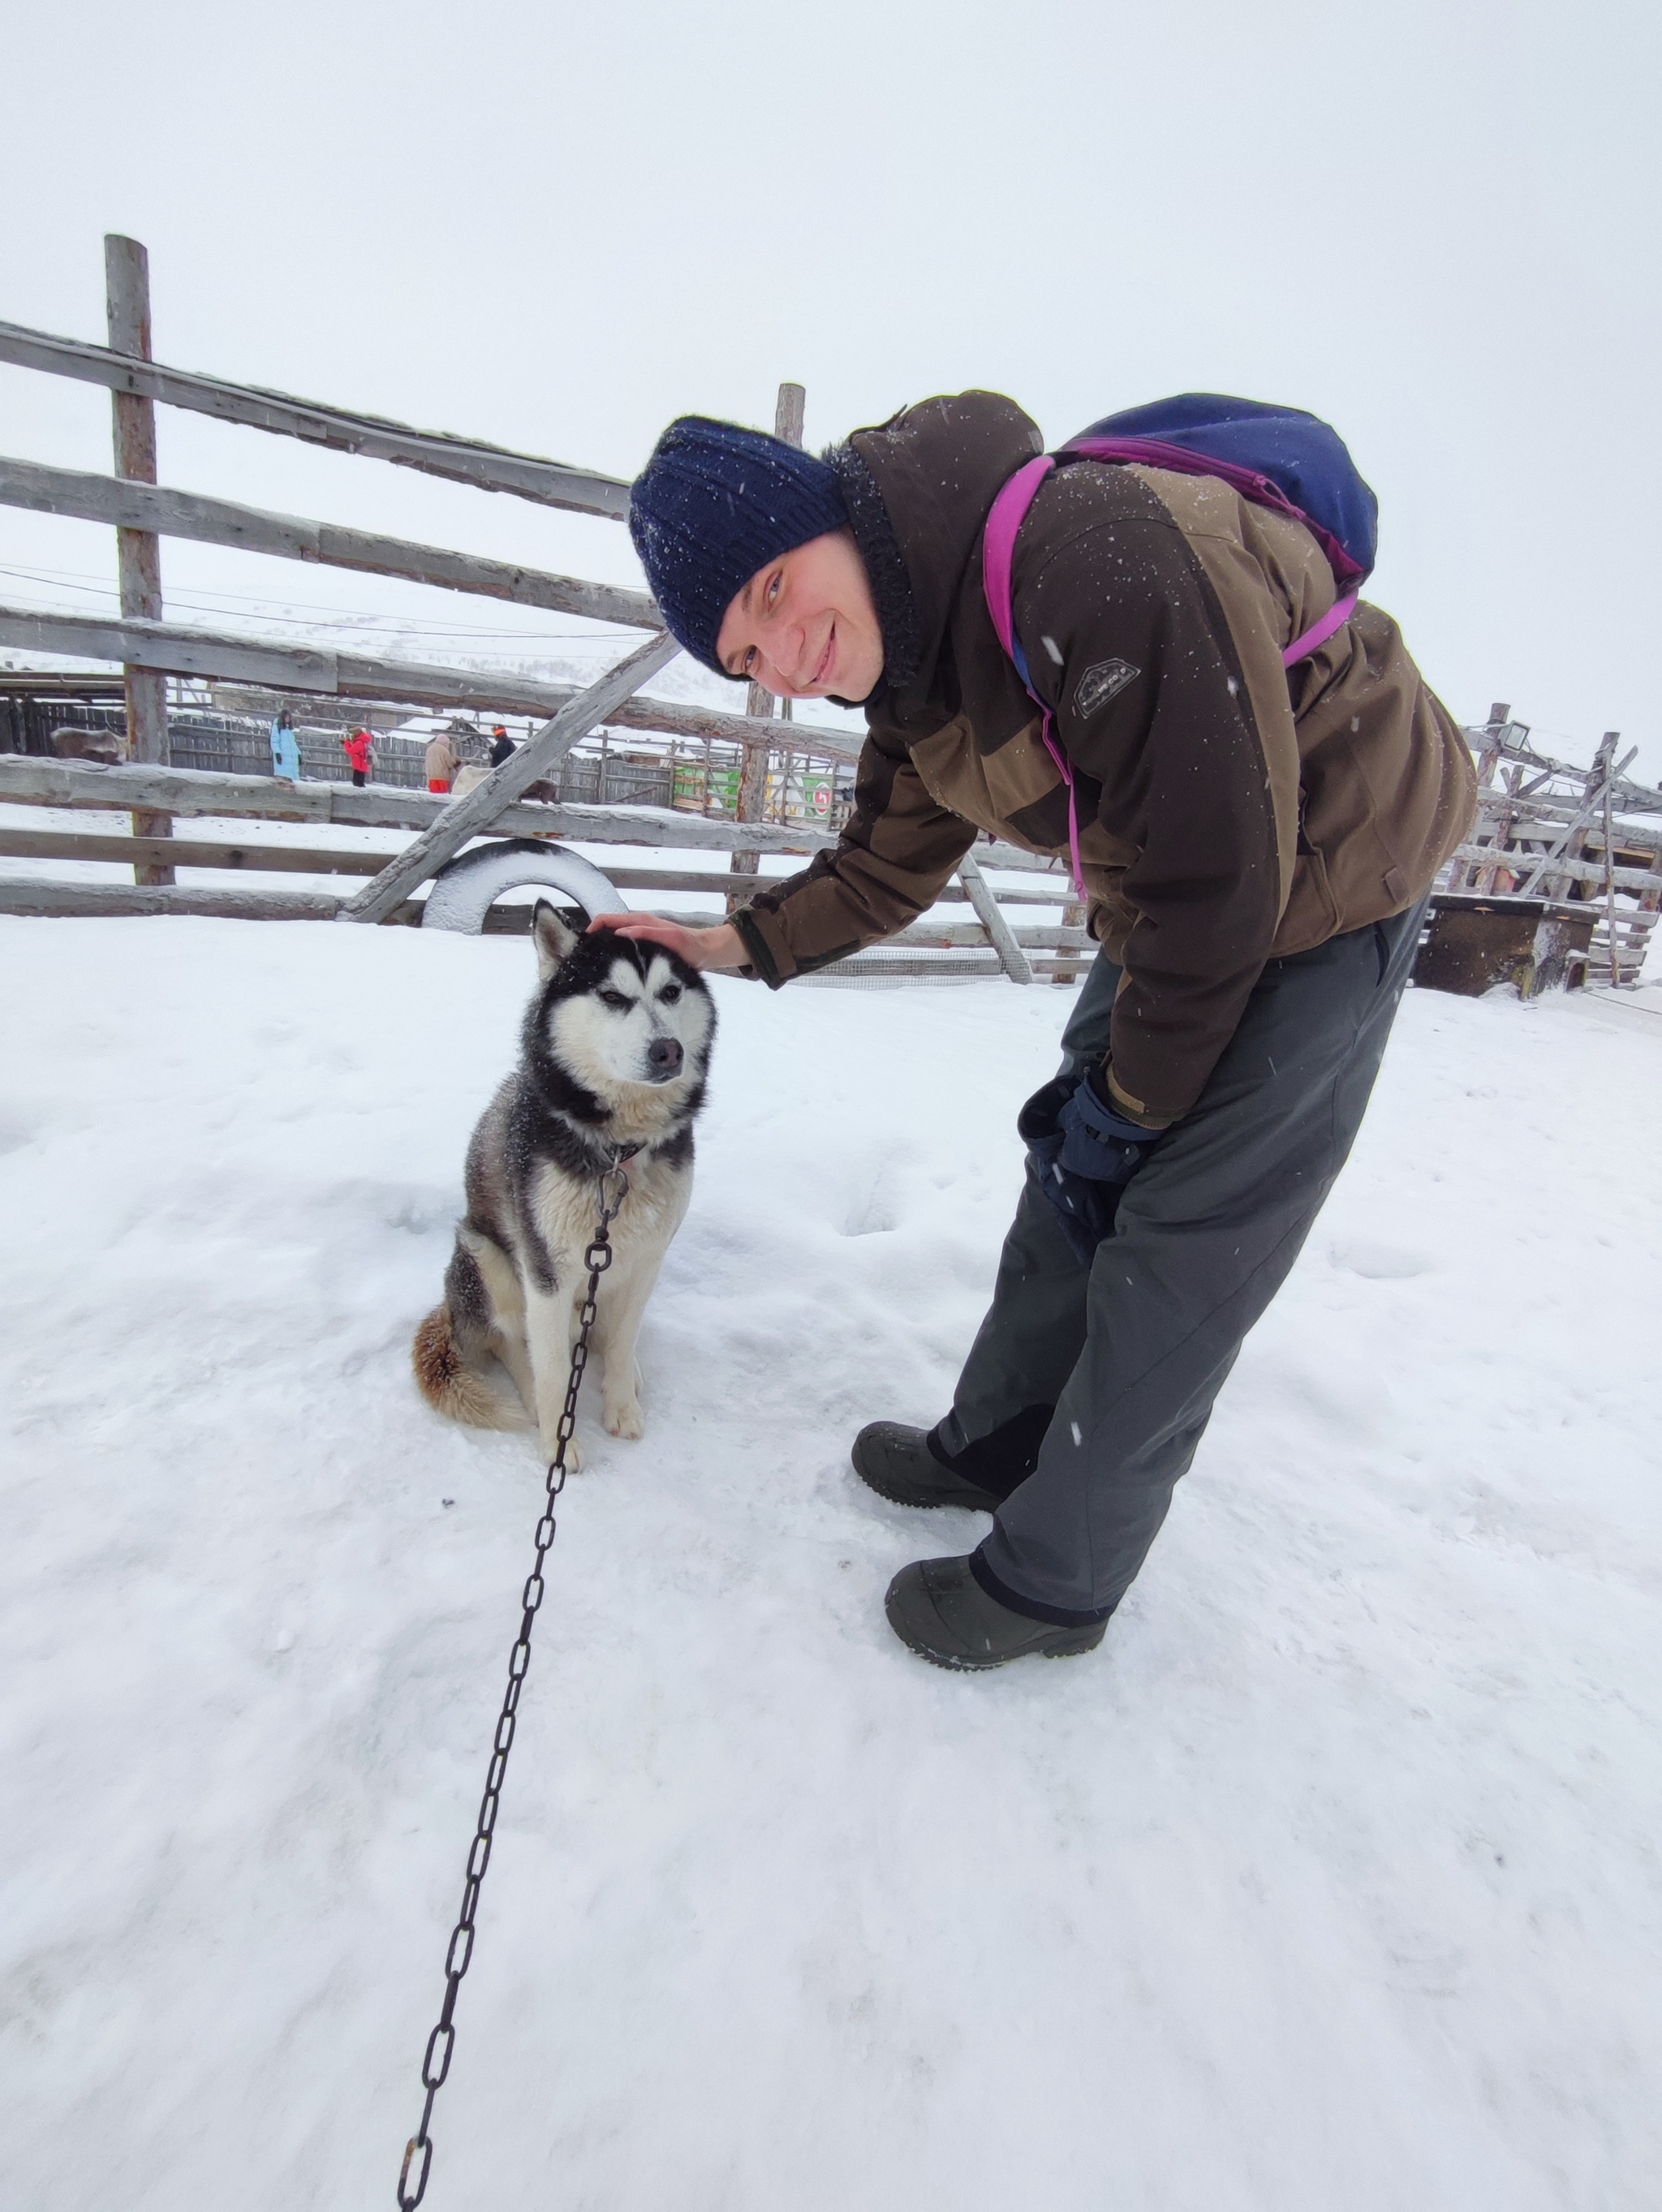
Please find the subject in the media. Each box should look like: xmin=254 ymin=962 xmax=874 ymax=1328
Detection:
xmin=1070 ymin=394 xmax=1377 ymax=582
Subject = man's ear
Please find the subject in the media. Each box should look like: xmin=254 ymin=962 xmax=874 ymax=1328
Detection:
xmin=532 ymin=900 xmax=578 ymax=982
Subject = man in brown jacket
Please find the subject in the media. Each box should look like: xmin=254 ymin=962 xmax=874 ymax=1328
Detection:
xmin=607 ymin=395 xmax=1475 ymax=1671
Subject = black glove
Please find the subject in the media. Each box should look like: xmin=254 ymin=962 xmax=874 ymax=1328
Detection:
xmin=1018 ymin=1067 xmax=1163 ymax=1262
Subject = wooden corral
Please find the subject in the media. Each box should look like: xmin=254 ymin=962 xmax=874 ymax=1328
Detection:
xmin=0 ymin=234 xmax=1075 ymax=983
xmin=0 ymin=755 xmax=1087 ymax=980
xmin=1440 ymin=706 xmax=1662 ymax=987
xmin=4 ymin=243 xmax=1656 ymax=995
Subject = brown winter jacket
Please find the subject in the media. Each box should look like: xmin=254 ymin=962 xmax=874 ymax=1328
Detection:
xmin=730 ymin=392 xmax=1475 ymax=1126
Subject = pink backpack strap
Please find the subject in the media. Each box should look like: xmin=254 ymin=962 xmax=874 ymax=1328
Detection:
xmin=982 ymin=454 xmax=1054 ymax=665
xmin=981 ymin=457 xmax=1089 ymax=902
xmin=1282 ymin=591 xmax=1357 ymax=667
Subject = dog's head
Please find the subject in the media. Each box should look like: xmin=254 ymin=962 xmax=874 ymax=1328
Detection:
xmin=523 ymin=903 xmax=717 ymax=1125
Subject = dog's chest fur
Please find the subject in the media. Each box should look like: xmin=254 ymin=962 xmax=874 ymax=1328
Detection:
xmin=523 ymin=1138 xmax=691 ymax=1293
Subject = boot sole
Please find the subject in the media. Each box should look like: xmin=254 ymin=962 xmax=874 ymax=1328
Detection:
xmin=885 ymin=1615 xmax=1107 ymax=1671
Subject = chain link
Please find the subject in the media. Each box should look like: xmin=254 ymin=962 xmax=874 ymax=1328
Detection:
xmin=398 ymin=1159 xmax=632 ymax=2210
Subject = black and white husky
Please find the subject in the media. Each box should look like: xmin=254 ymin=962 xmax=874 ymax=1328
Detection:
xmin=413 ymin=902 xmax=716 ymax=1465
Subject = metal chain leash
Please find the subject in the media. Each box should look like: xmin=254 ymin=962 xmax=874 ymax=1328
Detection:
xmin=398 ymin=1156 xmax=634 ymax=2210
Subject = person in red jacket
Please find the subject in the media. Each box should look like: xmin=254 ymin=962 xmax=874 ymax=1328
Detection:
xmin=342 ymin=727 xmax=374 ymax=787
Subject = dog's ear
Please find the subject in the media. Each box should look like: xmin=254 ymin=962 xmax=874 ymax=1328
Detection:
xmin=532 ymin=900 xmax=579 ymax=981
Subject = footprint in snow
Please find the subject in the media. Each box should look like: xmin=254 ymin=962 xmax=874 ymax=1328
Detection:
xmin=1329 ymin=1237 xmax=1434 ymax=1280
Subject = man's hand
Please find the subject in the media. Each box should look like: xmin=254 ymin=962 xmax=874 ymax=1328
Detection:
xmin=585 ymin=914 xmax=748 ymax=971
xmin=1018 ymin=1068 xmax=1165 ymax=1263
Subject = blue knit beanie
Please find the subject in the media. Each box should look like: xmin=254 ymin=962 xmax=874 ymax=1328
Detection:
xmin=629 ymin=416 xmax=850 ymax=676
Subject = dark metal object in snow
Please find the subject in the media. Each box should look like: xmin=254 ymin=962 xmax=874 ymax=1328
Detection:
xmin=398 ymin=1158 xmax=635 ymax=2209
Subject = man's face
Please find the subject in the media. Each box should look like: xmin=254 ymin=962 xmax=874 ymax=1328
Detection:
xmin=714 ymin=529 xmax=884 ymax=702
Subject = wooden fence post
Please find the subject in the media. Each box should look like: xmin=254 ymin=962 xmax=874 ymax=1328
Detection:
xmin=1052 ymin=897 xmax=1087 ymax=984
xmin=730 ymin=381 xmax=806 ymax=910
xmin=105 ymin=235 xmax=173 ymax=886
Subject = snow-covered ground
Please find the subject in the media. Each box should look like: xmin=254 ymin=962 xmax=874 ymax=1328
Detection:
xmin=2 ymin=916 xmax=1660 ymax=2212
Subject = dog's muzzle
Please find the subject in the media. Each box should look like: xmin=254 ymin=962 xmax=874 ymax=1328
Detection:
xmin=646 ymin=1036 xmax=684 ymax=1082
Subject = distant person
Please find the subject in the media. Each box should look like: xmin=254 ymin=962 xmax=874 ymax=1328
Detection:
xmin=424 ymin=729 xmax=459 ymax=794
xmin=342 ymin=725 xmax=374 ymax=787
xmin=269 ymin=707 xmax=300 ymax=784
xmin=489 ymin=724 xmax=516 ymax=769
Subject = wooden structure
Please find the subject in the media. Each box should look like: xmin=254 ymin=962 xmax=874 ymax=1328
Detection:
xmin=14 ymin=243 xmax=1651 ymax=997
xmin=1439 ymin=704 xmax=1662 ymax=987
xmin=0 ymin=755 xmax=1089 ymax=978
xmin=103 ymin=237 xmax=172 ymax=883
xmin=0 ymin=235 xmax=1069 ymax=981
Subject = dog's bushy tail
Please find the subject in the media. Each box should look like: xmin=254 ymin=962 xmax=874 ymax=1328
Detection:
xmin=411 ymin=1304 xmax=526 ymax=1430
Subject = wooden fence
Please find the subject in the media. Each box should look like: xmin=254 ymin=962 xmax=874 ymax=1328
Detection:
xmin=0 ymin=231 xmax=1083 ymax=982
xmin=1444 ymin=705 xmax=1662 ymax=987
xmin=6 ymin=240 xmax=1655 ymax=992
xmin=0 ymin=754 xmax=1091 ymax=979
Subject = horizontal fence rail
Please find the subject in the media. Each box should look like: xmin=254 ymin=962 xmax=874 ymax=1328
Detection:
xmin=0 ymin=824 xmax=1073 ymax=904
xmin=0 ymin=752 xmax=1079 ymax=983
xmin=0 ymin=753 xmax=1066 ymax=872
xmin=0 ymin=319 xmax=631 ymax=519
xmin=0 ymin=605 xmax=863 ymax=763
xmin=0 ymin=458 xmax=660 ymax=630
xmin=0 ymin=872 xmax=1096 ymax=979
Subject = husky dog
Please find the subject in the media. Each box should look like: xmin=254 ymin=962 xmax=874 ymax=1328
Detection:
xmin=413 ymin=902 xmax=716 ymax=1465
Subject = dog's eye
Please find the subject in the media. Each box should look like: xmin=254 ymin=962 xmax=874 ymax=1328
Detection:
xmin=657 ymin=984 xmax=682 ymax=1005
xmin=599 ymin=989 xmax=634 ymax=1011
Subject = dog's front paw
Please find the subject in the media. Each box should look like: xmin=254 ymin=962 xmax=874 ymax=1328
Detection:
xmin=603 ymin=1400 xmax=645 ymax=1441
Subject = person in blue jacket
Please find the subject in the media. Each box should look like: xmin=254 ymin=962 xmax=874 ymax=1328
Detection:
xmin=269 ymin=708 xmax=301 ymax=783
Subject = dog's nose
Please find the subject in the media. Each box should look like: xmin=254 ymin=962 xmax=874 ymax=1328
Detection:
xmin=647 ymin=1035 xmax=683 ymax=1078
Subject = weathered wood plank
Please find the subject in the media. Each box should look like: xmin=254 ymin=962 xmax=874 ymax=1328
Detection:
xmin=0 ymin=876 xmax=1099 ymax=964
xmin=641 ymin=910 xmax=1084 ymax=951
xmin=956 ymin=849 xmax=1033 ymax=983
xmin=808 ymin=957 xmax=1088 ymax=981
xmin=0 ymin=827 xmax=390 ymax=876
xmin=732 ymin=382 xmax=806 ymax=896
xmin=0 ymin=760 xmax=1087 ymax=884
xmin=338 ymin=632 xmax=682 ymax=923
xmin=0 ymin=457 xmax=662 ymax=632
xmin=0 ymin=605 xmax=339 ymax=692
xmin=105 ymin=235 xmax=174 ymax=883
xmin=0 ymin=755 xmax=845 ymax=852
xmin=0 ymin=755 xmax=336 ymax=820
xmin=890 ymin=923 xmax=1087 ymax=951
xmin=0 ymin=831 xmax=1091 ymax=945
xmin=1445 ymin=843 xmax=1662 ymax=897
xmin=0 ymin=832 xmax=826 ymax=893
xmin=0 ymin=603 xmax=863 ymax=762
xmin=1051 ymin=897 xmax=1088 ymax=985
xmin=0 ymin=878 xmax=353 ymax=921
xmin=0 ymin=316 xmax=631 ymax=519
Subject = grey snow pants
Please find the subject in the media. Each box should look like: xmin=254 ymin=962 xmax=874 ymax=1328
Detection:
xmin=939 ymin=902 xmax=1427 ymax=1625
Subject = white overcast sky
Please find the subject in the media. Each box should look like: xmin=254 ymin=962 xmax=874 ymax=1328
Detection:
xmin=3 ymin=0 xmax=1657 ymax=773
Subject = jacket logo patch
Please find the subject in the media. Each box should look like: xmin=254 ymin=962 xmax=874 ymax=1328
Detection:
xmin=1074 ymin=657 xmax=1139 ymax=721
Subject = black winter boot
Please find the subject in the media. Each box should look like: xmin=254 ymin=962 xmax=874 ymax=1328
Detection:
xmin=884 ymin=1554 xmax=1108 ymax=1670
xmin=850 ymin=1422 xmax=1003 ymax=1513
